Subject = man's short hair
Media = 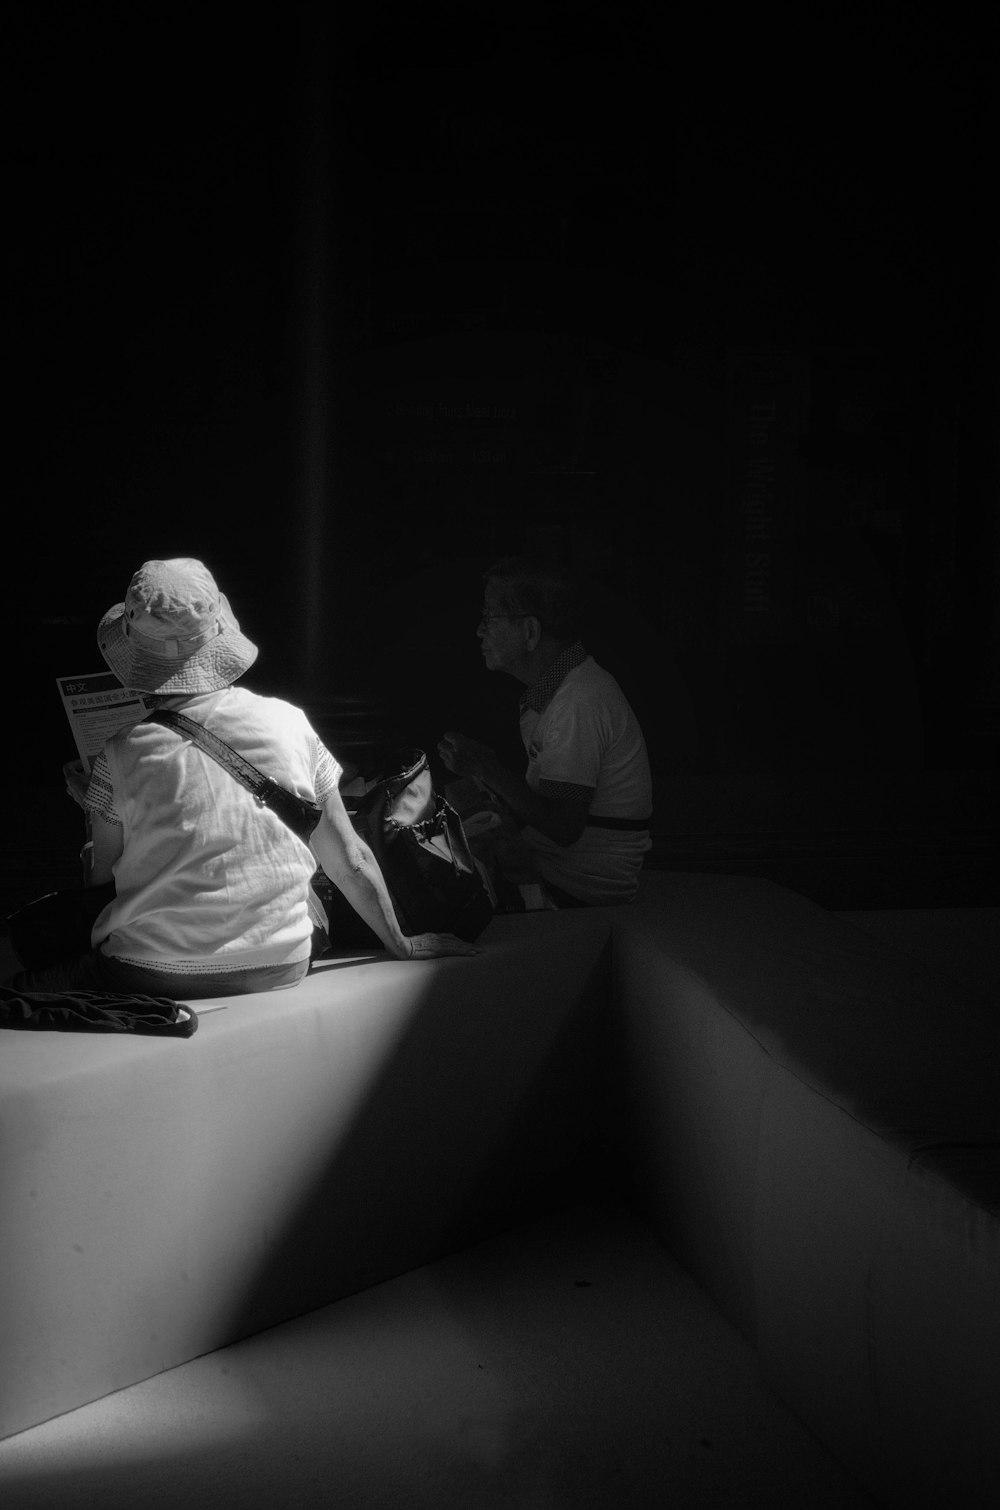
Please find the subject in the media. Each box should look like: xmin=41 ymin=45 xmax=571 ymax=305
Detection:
xmin=484 ymin=556 xmax=581 ymax=642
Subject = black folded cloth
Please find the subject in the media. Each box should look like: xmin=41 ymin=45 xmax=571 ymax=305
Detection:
xmin=0 ymin=985 xmax=198 ymax=1037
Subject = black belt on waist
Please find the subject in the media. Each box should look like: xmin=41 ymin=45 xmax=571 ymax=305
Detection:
xmin=585 ymin=814 xmax=653 ymax=832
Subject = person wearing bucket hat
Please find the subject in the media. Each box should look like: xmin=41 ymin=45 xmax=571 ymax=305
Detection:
xmin=96 ymin=557 xmax=260 ymax=696
xmin=13 ymin=558 xmax=476 ymax=999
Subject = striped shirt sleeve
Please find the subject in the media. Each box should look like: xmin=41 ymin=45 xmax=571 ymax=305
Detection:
xmin=82 ymin=750 xmax=122 ymax=826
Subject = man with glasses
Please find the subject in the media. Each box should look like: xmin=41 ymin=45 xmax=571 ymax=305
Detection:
xmin=438 ymin=556 xmax=653 ymax=907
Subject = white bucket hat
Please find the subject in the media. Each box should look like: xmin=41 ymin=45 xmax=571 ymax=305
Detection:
xmin=97 ymin=558 xmax=258 ymax=694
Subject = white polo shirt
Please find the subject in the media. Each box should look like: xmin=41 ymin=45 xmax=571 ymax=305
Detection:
xmin=519 ymin=649 xmax=652 ymax=904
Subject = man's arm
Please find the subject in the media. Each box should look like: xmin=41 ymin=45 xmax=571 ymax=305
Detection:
xmin=310 ymin=786 xmax=478 ymax=959
xmin=438 ymin=732 xmax=591 ymax=847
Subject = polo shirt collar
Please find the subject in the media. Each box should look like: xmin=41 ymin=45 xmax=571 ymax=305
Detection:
xmin=520 ymin=640 xmax=587 ymax=714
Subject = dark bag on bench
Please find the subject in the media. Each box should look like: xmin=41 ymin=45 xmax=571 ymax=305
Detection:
xmin=311 ymin=749 xmax=494 ymax=953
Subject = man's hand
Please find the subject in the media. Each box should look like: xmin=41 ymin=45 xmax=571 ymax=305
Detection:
xmin=439 ymin=730 xmax=589 ymax=847
xmin=437 ymin=731 xmax=500 ymax=785
xmin=404 ymin=932 xmax=479 ymax=959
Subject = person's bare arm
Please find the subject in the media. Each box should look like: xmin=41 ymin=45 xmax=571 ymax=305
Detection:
xmin=438 ymin=731 xmax=590 ymax=846
xmin=87 ymin=811 xmax=124 ymax=886
xmin=310 ymin=786 xmax=478 ymax=959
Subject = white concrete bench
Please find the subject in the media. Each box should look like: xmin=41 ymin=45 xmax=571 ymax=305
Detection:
xmin=4 ymin=872 xmax=998 ymax=1507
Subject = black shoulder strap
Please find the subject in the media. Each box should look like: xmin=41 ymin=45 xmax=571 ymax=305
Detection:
xmin=145 ymin=708 xmax=322 ymax=844
xmin=145 ymin=708 xmax=271 ymax=801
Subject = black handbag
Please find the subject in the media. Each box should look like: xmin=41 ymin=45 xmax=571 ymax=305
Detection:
xmin=312 ymin=749 xmax=495 ymax=953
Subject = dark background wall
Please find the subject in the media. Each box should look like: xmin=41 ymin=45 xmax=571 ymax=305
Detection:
xmin=7 ymin=4 xmax=998 ymax=909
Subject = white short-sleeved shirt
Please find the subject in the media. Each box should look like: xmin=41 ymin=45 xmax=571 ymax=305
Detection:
xmin=519 ymin=652 xmax=653 ymax=905
xmin=83 ymin=687 xmax=341 ymax=971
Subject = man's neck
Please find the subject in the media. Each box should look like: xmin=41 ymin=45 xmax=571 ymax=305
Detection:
xmin=516 ymin=637 xmax=576 ymax=688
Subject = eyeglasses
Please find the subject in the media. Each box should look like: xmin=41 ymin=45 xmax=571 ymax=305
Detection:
xmin=478 ymin=611 xmax=532 ymax=628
